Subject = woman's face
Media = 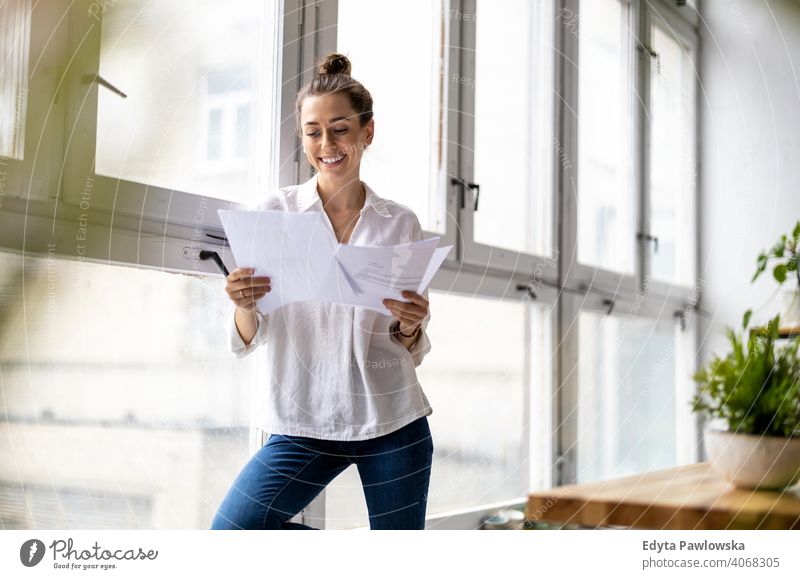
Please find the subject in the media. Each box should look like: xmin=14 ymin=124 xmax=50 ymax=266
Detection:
xmin=300 ymin=92 xmax=373 ymax=185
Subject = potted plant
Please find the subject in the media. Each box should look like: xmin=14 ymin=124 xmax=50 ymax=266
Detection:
xmin=692 ymin=312 xmax=800 ymax=489
xmin=752 ymin=220 xmax=800 ymax=325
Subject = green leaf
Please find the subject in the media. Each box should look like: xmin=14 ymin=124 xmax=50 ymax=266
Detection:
xmin=767 ymin=313 xmax=781 ymax=339
xmin=793 ymin=221 xmax=800 ymax=242
xmin=752 ymin=252 xmax=769 ymax=282
xmin=774 ymin=264 xmax=788 ymax=283
xmin=742 ymin=309 xmax=752 ymax=329
xmin=692 ymin=308 xmax=800 ymax=437
xmin=772 ymin=237 xmax=786 ymax=258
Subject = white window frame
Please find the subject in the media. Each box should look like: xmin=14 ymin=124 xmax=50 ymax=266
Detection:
xmin=455 ymin=0 xmax=560 ymax=284
xmin=0 ymin=0 xmax=284 ymax=273
xmin=640 ymin=1 xmax=699 ymax=297
xmin=0 ymin=2 xmax=65 ymax=221
xmin=554 ymin=0 xmax=701 ymax=485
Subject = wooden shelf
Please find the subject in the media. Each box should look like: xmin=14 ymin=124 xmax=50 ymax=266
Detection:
xmin=526 ymin=462 xmax=800 ymax=530
xmin=749 ymin=326 xmax=800 ymax=339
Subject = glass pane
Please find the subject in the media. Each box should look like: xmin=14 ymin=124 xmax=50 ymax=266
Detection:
xmin=325 ymin=292 xmax=530 ymax=529
xmin=577 ymin=310 xmax=678 ymax=483
xmin=649 ymin=24 xmax=695 ymax=286
xmin=0 ymin=252 xmax=259 ymax=529
xmin=0 ymin=0 xmax=31 ymax=159
xmin=529 ymin=302 xmax=554 ymax=491
xmin=95 ymin=0 xmax=278 ymax=206
xmin=577 ymin=0 xmax=636 ymax=273
xmin=336 ymin=0 xmax=446 ymax=234
xmin=207 ymin=109 xmax=222 ymax=160
xmin=473 ymin=0 xmax=554 ymax=256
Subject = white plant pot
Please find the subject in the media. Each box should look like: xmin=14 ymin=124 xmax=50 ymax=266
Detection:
xmin=704 ymin=428 xmax=800 ymax=490
xmin=781 ymin=287 xmax=800 ymax=325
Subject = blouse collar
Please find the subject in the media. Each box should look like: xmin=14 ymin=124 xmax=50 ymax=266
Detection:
xmin=296 ymin=173 xmax=392 ymax=218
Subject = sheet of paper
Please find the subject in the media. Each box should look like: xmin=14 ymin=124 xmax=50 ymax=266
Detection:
xmin=218 ymin=209 xmax=347 ymax=314
xmin=334 ymin=237 xmax=452 ymax=315
xmin=418 ymin=246 xmax=452 ymax=294
xmin=218 ymin=209 xmax=453 ymax=316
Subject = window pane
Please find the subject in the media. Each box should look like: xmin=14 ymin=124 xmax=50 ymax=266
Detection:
xmin=0 ymin=253 xmax=258 ymax=529
xmin=473 ymin=0 xmax=554 ymax=256
xmin=95 ymin=0 xmax=278 ymax=206
xmin=0 ymin=0 xmax=31 ymax=159
xmin=577 ymin=0 xmax=636 ymax=273
xmin=529 ymin=302 xmax=555 ymax=491
xmin=235 ymin=105 xmax=250 ymax=159
xmin=325 ymin=292 xmax=530 ymax=528
xmin=577 ymin=310 xmax=678 ymax=483
xmin=207 ymin=109 xmax=222 ymax=160
xmin=649 ymin=24 xmax=695 ymax=286
xmin=336 ymin=0 xmax=446 ymax=234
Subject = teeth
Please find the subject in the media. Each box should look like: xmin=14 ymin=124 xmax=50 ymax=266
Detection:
xmin=321 ymin=154 xmax=345 ymax=164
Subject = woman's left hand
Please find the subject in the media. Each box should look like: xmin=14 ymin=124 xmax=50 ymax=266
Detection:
xmin=383 ymin=291 xmax=429 ymax=334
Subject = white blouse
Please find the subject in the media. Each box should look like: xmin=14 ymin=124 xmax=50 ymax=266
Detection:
xmin=226 ymin=173 xmax=433 ymax=441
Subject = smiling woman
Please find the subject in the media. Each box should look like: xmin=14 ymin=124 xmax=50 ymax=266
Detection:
xmin=210 ymin=52 xmax=437 ymax=531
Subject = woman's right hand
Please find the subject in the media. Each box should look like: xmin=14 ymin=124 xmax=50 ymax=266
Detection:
xmin=225 ymin=267 xmax=271 ymax=312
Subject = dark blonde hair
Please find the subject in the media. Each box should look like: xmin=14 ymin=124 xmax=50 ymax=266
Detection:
xmin=295 ymin=53 xmax=374 ymax=135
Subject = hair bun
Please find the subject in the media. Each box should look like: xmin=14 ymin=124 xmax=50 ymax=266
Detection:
xmin=317 ymin=53 xmax=352 ymax=76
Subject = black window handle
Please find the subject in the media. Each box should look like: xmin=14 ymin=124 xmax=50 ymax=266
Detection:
xmin=450 ymin=178 xmax=481 ymax=211
xmin=637 ymin=232 xmax=659 ymax=254
xmin=469 ymin=182 xmax=480 ymax=211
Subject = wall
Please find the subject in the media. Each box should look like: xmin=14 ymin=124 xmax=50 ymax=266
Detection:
xmin=699 ymin=0 xmax=800 ymax=364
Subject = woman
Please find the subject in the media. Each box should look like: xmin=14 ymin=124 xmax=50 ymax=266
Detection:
xmin=209 ymin=53 xmax=434 ymax=530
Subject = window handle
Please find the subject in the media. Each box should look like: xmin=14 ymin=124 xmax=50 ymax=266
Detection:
xmin=82 ymin=73 xmax=128 ymax=99
xmin=449 ymin=178 xmax=480 ymax=211
xmin=468 ymin=182 xmax=480 ymax=211
xmin=636 ymin=41 xmax=660 ymax=74
xmin=636 ymin=41 xmax=657 ymax=59
xmin=199 ymin=250 xmax=229 ymax=277
xmin=637 ymin=232 xmax=659 ymax=254
xmin=516 ymin=283 xmax=537 ymax=300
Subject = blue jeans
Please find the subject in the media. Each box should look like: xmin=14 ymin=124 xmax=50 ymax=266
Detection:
xmin=209 ymin=415 xmax=434 ymax=530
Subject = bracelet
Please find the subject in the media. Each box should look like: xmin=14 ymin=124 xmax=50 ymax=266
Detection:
xmin=397 ymin=323 xmax=421 ymax=339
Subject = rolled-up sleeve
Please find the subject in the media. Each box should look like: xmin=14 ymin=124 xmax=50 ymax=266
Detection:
xmin=227 ymin=305 xmax=269 ymax=358
xmin=409 ymin=307 xmax=431 ymax=367
xmin=408 ymin=218 xmax=432 ymax=367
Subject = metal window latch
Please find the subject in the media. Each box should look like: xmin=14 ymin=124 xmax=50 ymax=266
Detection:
xmin=469 ymin=182 xmax=480 ymax=211
xmin=82 ymin=73 xmax=127 ymax=98
xmin=636 ymin=41 xmax=660 ymax=74
xmin=198 ymin=250 xmax=230 ymax=277
xmin=516 ymin=283 xmax=537 ymax=300
xmin=636 ymin=40 xmax=658 ymax=59
xmin=637 ymin=232 xmax=659 ymax=254
xmin=450 ymin=178 xmax=481 ymax=211
xmin=674 ymin=310 xmax=688 ymax=332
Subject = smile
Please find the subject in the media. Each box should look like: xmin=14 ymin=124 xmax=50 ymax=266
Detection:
xmin=319 ymin=153 xmax=346 ymax=167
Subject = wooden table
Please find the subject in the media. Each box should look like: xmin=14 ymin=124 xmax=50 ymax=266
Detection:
xmin=526 ymin=462 xmax=800 ymax=530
